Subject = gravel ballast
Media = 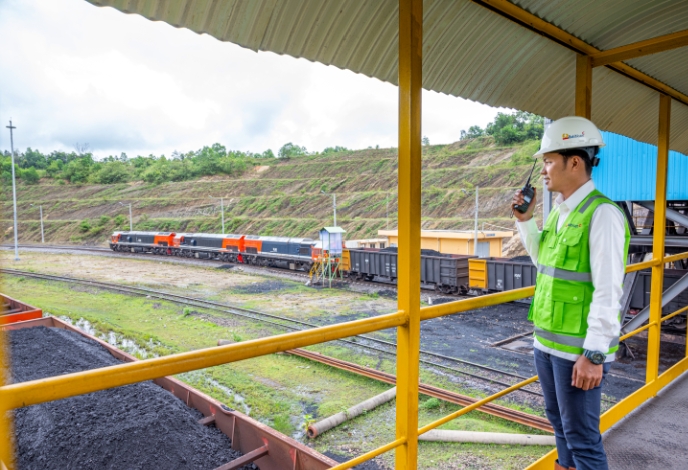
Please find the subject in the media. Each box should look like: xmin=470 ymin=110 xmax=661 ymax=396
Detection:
xmin=5 ymin=326 xmax=251 ymax=470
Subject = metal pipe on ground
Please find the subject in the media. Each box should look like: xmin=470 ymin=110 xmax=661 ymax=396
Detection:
xmin=307 ymin=387 xmax=397 ymax=438
xmin=418 ymin=430 xmax=555 ymax=446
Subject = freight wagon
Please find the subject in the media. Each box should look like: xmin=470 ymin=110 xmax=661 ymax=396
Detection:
xmin=348 ymin=248 xmax=474 ymax=294
xmin=468 ymin=258 xmax=538 ymax=293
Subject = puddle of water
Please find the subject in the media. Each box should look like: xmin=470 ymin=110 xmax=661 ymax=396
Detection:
xmin=291 ymin=405 xmax=309 ymax=441
xmin=58 ymin=316 xmax=157 ymax=359
xmin=178 ymin=371 xmax=252 ymax=416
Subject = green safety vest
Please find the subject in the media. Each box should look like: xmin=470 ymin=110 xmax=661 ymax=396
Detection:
xmin=528 ymin=189 xmax=631 ymax=356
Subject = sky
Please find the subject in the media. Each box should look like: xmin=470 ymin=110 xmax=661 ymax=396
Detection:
xmin=0 ymin=0 xmax=507 ymax=159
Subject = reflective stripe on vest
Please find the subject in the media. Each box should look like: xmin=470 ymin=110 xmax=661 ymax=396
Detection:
xmin=534 ymin=328 xmax=620 ymax=349
xmin=537 ymin=264 xmax=593 ymax=282
xmin=577 ymin=194 xmax=608 ymax=214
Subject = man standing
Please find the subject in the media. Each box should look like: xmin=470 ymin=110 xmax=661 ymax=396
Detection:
xmin=512 ymin=116 xmax=630 ymax=470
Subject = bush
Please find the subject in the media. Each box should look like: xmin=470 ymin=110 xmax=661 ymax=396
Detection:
xmin=21 ymin=167 xmax=40 ymax=184
xmin=92 ymin=161 xmax=130 ymax=184
xmin=98 ymin=216 xmax=110 ymax=226
xmin=79 ymin=220 xmax=92 ymax=233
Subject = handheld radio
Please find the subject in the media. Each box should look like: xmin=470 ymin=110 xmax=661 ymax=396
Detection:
xmin=512 ymin=161 xmax=537 ymax=215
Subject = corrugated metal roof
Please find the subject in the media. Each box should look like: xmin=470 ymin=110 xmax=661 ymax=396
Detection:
xmin=87 ymin=0 xmax=688 ymax=153
xmin=595 ymin=131 xmax=688 ymax=201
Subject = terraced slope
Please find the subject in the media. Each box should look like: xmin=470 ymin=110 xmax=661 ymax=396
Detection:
xmin=1 ymin=139 xmax=541 ymax=246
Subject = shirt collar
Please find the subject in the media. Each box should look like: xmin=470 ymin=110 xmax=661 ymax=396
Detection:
xmin=555 ymin=179 xmax=595 ymax=211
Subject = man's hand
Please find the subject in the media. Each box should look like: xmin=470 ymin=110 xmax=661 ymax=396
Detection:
xmin=572 ymin=355 xmax=603 ymax=391
xmin=511 ymin=188 xmax=537 ymax=222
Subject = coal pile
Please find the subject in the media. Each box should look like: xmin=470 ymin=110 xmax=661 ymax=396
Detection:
xmin=5 ymin=326 xmax=253 ymax=470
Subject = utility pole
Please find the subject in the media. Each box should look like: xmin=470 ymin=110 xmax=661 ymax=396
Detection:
xmin=210 ymin=196 xmax=225 ymax=234
xmin=118 ymin=202 xmax=133 ymax=231
xmin=474 ymin=186 xmax=479 ymax=256
xmin=386 ymin=193 xmax=390 ymax=230
xmin=7 ymin=120 xmax=19 ymax=261
xmin=321 ymin=190 xmax=337 ymax=227
xmin=332 ymin=193 xmax=337 ymax=227
xmin=31 ymin=204 xmax=44 ymax=243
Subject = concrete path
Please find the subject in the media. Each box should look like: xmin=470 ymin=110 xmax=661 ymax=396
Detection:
xmin=604 ymin=371 xmax=688 ymax=469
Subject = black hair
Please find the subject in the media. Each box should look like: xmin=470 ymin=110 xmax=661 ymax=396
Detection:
xmin=559 ymin=147 xmax=599 ymax=176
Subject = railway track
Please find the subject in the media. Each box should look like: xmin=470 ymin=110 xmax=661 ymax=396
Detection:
xmin=1 ymin=268 xmax=555 ymax=432
xmin=2 ymin=247 xmax=621 ymax=403
xmin=0 ymin=244 xmax=520 ymax=300
xmin=1 ymin=268 xmax=544 ymax=393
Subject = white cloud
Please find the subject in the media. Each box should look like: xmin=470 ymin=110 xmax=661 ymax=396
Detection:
xmin=0 ymin=0 xmax=506 ymax=159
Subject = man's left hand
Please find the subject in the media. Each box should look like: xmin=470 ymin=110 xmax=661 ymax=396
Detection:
xmin=572 ymin=355 xmax=603 ymax=391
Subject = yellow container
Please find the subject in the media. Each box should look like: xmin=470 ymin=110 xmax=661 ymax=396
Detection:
xmin=468 ymin=258 xmax=488 ymax=289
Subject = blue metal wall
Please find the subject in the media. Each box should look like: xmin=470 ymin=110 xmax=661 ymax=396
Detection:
xmin=593 ymin=131 xmax=688 ymax=201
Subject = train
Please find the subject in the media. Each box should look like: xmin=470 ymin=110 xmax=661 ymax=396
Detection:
xmin=110 ymin=231 xmax=316 ymax=271
xmin=109 ymin=231 xmax=687 ymax=321
xmin=109 ymin=231 xmax=552 ymax=295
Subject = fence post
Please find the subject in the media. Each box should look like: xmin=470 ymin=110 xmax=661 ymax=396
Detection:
xmin=647 ymin=94 xmax=671 ymax=384
xmin=395 ymin=0 xmax=422 ymax=468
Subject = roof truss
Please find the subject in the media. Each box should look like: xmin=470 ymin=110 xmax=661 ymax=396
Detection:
xmin=591 ymin=29 xmax=688 ymax=68
xmin=474 ymin=0 xmax=688 ymax=107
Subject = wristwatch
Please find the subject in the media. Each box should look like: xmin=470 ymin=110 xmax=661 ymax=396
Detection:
xmin=583 ymin=349 xmax=606 ymax=365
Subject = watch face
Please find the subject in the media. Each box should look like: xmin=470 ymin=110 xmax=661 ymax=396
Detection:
xmin=589 ymin=351 xmax=605 ymax=364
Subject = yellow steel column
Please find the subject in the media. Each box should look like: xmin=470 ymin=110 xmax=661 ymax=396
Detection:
xmin=0 ymin=328 xmax=13 ymax=469
xmin=647 ymin=94 xmax=671 ymax=384
xmin=395 ymin=0 xmax=422 ymax=468
xmin=575 ymin=54 xmax=592 ymax=118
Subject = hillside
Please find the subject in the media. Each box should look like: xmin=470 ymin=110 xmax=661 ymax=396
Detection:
xmin=1 ymin=138 xmax=542 ymax=253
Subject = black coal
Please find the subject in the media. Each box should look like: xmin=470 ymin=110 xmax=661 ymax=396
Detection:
xmin=5 ymin=326 xmax=252 ymax=470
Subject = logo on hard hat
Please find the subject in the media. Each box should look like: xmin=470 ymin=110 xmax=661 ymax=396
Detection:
xmin=562 ymin=131 xmax=585 ymax=140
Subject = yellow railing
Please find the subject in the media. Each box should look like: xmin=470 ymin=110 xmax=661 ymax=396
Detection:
xmin=1 ymin=0 xmax=687 ymax=467
xmin=3 ymin=252 xmax=686 ymax=469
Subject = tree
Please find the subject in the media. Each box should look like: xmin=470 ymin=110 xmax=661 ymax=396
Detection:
xmin=321 ymin=146 xmax=349 ymax=155
xmin=278 ymin=142 xmax=307 ymax=159
xmin=422 ymin=136 xmax=430 ymax=146
xmin=258 ymin=149 xmax=275 ymax=159
xmin=485 ymin=111 xmax=543 ymax=145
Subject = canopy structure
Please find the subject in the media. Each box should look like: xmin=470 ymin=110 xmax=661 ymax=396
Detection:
xmin=88 ymin=0 xmax=688 ymax=153
xmin=0 ymin=2 xmax=684 ymax=470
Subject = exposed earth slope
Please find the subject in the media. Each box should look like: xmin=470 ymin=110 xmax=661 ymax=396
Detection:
xmin=2 ymin=138 xmax=542 ymax=252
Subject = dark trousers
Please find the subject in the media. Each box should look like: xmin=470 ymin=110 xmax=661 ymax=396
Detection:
xmin=534 ymin=348 xmax=611 ymax=470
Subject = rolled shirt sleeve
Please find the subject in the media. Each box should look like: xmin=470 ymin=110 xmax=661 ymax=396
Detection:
xmin=583 ymin=204 xmax=626 ymax=353
xmin=516 ymin=217 xmax=541 ymax=266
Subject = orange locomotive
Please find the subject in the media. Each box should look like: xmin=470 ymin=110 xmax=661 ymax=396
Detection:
xmin=110 ymin=231 xmax=315 ymax=271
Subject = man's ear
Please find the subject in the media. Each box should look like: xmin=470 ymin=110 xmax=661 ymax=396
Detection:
xmin=571 ymin=155 xmax=583 ymax=172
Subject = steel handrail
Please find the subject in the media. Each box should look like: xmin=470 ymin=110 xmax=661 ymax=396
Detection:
xmin=664 ymin=250 xmax=688 ymax=264
xmin=330 ymin=437 xmax=407 ymax=470
xmin=0 ymin=310 xmax=407 ymax=409
xmin=418 ymin=376 xmax=540 ymax=435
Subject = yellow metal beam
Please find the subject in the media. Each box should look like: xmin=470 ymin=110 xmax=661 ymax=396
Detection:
xmin=418 ymin=376 xmax=539 ymax=435
xmin=664 ymin=250 xmax=688 ymax=264
xmin=473 ymin=0 xmax=688 ymax=108
xmin=646 ymin=94 xmax=671 ymax=384
xmin=0 ymin=327 xmax=13 ymax=469
xmin=0 ymin=311 xmax=406 ymax=409
xmin=395 ymin=0 xmax=423 ymax=468
xmin=421 ymin=286 xmax=534 ymax=320
xmin=575 ymin=54 xmax=592 ymax=119
xmin=591 ymin=29 xmax=688 ymax=68
xmin=330 ymin=438 xmax=406 ymax=470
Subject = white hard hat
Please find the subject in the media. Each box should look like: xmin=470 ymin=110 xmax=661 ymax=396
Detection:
xmin=534 ymin=116 xmax=605 ymax=158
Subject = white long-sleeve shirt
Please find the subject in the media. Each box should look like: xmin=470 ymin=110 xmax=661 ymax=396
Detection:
xmin=516 ymin=180 xmax=626 ymax=362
